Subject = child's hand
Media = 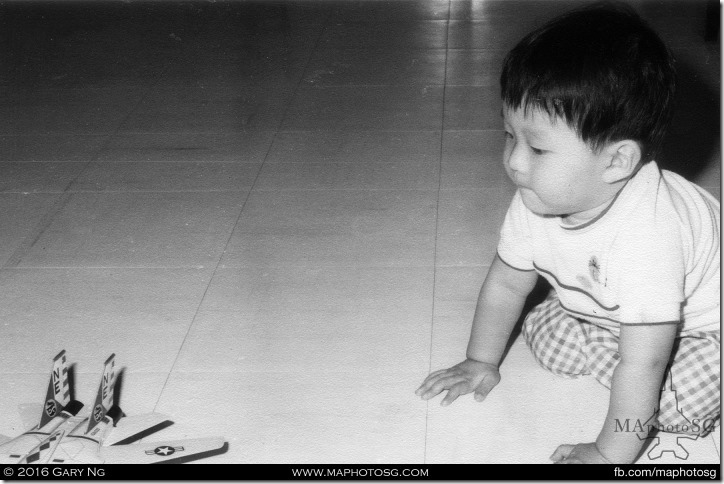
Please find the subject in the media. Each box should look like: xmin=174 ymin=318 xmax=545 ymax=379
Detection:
xmin=415 ymin=359 xmax=500 ymax=406
xmin=550 ymin=443 xmax=612 ymax=464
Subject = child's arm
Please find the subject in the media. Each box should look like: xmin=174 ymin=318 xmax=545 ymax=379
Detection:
xmin=596 ymin=323 xmax=678 ymax=461
xmin=416 ymin=254 xmax=538 ymax=405
xmin=466 ymin=255 xmax=539 ymax=365
xmin=551 ymin=322 xmax=678 ymax=464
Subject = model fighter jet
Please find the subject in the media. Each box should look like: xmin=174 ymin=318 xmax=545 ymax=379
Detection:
xmin=0 ymin=351 xmax=226 ymax=464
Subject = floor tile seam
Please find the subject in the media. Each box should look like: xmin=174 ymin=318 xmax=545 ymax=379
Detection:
xmin=39 ymin=189 xmax=257 ymax=194
xmin=275 ymin=128 xmax=443 ymax=133
xmin=214 ymin=264 xmax=438 ymax=270
xmin=93 ymin=130 xmax=279 ymax=136
xmin=87 ymin=50 xmax=193 ymax=166
xmin=1 ymin=87 xmax=159 ymax=97
xmin=445 ymin=84 xmax=501 ymax=89
xmin=0 ymin=266 xmax=213 ymax=271
xmin=1 ymin=191 xmax=75 ymax=270
xmin=36 ymin=161 xmax=267 ymax=164
xmin=87 ymin=128 xmax=504 ymax=135
xmin=442 ymin=128 xmax=503 ymax=132
xmin=202 ymin=187 xmax=442 ymax=192
xmin=707 ymin=433 xmax=720 ymax=459
xmin=300 ymin=83 xmax=447 ymax=88
xmin=0 ymin=134 xmax=111 ymax=139
xmin=0 ymin=190 xmax=252 ymax=197
xmin=0 ymin=185 xmax=452 ymax=196
xmin=254 ymin=161 xmax=502 ymax=167
xmin=324 ymin=19 xmax=449 ymax=25
xmin=292 ymin=84 xmax=447 ymax=90
xmin=448 ymin=18 xmax=537 ymax=24
xmin=0 ymin=190 xmax=70 ymax=195
xmin=310 ymin=46 xmax=450 ymax=53
xmin=273 ymin=127 xmax=505 ymax=134
xmin=0 ymin=161 xmax=107 ymax=164
xmin=0 ymin=262 xmax=439 ymax=269
xmin=9 ymin=81 xmax=172 ymax=90
xmin=148 ymin=368 xmax=427 ymax=376
xmin=446 ymin=47 xmax=511 ymax=52
xmin=33 ymin=58 xmax=181 ymax=217
xmin=151 ymin=7 xmax=334 ymax=409
xmin=255 ymin=160 xmax=443 ymax=164
xmin=437 ymin=186 xmax=512 ymax=192
xmin=0 ymin=161 xmax=501 ymax=168
xmin=0 ymin=130 xmax=131 ymax=136
xmin=424 ymin=0 xmax=452 ymax=465
xmin=0 ymin=63 xmax=237 ymax=269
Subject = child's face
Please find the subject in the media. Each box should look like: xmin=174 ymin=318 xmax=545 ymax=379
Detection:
xmin=502 ymin=105 xmax=613 ymax=223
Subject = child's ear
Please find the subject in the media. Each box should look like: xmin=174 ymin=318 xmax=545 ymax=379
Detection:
xmin=602 ymin=140 xmax=641 ymax=184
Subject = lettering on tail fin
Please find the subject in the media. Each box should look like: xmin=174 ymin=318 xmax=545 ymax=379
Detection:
xmin=39 ymin=350 xmax=71 ymax=429
xmin=86 ymin=354 xmax=115 ymax=435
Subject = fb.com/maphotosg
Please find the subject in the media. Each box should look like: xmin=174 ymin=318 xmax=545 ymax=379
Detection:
xmin=614 ymin=466 xmax=718 ymax=479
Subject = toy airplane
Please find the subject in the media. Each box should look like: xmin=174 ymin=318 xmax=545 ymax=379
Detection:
xmin=0 ymin=350 xmax=226 ymax=464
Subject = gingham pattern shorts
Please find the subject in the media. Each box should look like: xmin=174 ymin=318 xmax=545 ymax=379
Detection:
xmin=522 ymin=291 xmax=720 ymax=436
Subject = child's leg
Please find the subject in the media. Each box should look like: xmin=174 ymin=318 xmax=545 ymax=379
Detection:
xmin=579 ymin=327 xmax=720 ymax=436
xmin=656 ymin=331 xmax=720 ymax=436
xmin=524 ymin=294 xmax=720 ymax=436
xmin=578 ymin=322 xmax=621 ymax=389
xmin=521 ymin=291 xmax=590 ymax=378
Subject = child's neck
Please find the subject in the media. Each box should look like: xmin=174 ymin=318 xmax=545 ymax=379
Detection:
xmin=561 ymin=200 xmax=613 ymax=226
xmin=560 ymin=179 xmax=629 ymax=227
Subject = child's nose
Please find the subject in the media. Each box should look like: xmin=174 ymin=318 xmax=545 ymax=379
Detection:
xmin=506 ymin=144 xmax=527 ymax=174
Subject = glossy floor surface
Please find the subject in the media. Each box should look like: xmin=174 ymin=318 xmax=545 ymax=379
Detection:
xmin=0 ymin=0 xmax=720 ymax=464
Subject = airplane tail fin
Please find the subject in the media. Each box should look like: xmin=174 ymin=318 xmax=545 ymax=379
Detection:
xmin=38 ymin=350 xmax=71 ymax=429
xmin=86 ymin=354 xmax=116 ymax=435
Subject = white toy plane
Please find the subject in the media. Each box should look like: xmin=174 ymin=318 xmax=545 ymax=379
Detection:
xmin=0 ymin=350 xmax=84 ymax=462
xmin=0 ymin=351 xmax=226 ymax=464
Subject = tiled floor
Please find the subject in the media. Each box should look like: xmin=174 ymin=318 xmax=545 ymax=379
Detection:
xmin=0 ymin=0 xmax=719 ymax=465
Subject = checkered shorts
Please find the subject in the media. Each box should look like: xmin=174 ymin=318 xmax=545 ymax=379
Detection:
xmin=522 ymin=291 xmax=720 ymax=436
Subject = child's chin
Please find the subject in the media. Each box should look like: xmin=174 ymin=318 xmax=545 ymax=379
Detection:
xmin=519 ymin=191 xmax=559 ymax=217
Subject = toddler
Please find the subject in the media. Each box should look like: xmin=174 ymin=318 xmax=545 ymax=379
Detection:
xmin=416 ymin=2 xmax=720 ymax=464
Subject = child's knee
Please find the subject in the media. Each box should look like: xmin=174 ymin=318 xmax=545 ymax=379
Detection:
xmin=656 ymin=333 xmax=720 ymax=436
xmin=522 ymin=298 xmax=589 ymax=377
xmin=657 ymin=385 xmax=720 ymax=437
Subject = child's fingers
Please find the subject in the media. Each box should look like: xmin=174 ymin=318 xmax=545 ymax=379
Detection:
xmin=418 ymin=374 xmax=467 ymax=401
xmin=473 ymin=373 xmax=500 ymax=402
xmin=550 ymin=444 xmax=574 ymax=462
xmin=415 ymin=367 xmax=466 ymax=395
xmin=440 ymin=381 xmax=471 ymax=406
xmin=425 ymin=368 xmax=450 ymax=381
xmin=415 ymin=369 xmax=452 ymax=394
xmin=415 ymin=371 xmax=448 ymax=395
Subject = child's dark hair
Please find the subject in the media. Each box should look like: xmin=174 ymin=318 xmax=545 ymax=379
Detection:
xmin=500 ymin=1 xmax=676 ymax=162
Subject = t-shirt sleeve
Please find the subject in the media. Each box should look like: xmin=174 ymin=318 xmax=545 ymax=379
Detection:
xmin=497 ymin=191 xmax=535 ymax=271
xmin=614 ymin=215 xmax=686 ymax=325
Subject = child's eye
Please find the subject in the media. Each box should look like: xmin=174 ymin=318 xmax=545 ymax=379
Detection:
xmin=504 ymin=131 xmax=514 ymax=140
xmin=530 ymin=146 xmax=545 ymax=155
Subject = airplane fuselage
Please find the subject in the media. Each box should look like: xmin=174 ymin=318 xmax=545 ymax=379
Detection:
xmin=37 ymin=415 xmax=114 ymax=464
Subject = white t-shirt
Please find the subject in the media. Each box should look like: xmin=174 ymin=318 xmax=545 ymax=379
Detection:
xmin=497 ymin=161 xmax=720 ymax=334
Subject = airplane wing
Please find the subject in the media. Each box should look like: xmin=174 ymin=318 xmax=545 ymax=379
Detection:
xmin=104 ymin=413 xmax=171 ymax=446
xmin=0 ymin=435 xmax=11 ymax=446
xmin=99 ymin=437 xmax=225 ymax=464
